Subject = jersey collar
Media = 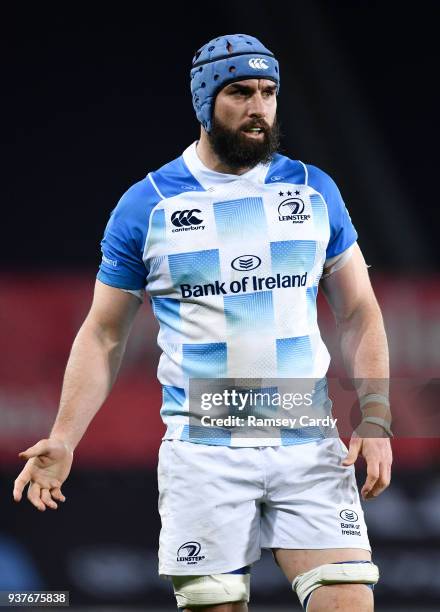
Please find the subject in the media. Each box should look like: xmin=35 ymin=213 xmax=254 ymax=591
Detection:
xmin=182 ymin=141 xmax=270 ymax=190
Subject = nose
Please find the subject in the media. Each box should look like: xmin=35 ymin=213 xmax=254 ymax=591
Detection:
xmin=248 ymin=92 xmax=266 ymax=118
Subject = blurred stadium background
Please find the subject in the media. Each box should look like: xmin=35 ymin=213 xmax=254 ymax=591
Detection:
xmin=4 ymin=1 xmax=439 ymax=610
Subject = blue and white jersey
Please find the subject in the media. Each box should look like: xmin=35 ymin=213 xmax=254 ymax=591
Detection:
xmin=97 ymin=142 xmax=357 ymax=446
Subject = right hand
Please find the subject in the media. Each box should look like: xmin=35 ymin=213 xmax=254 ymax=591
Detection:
xmin=13 ymin=438 xmax=74 ymax=511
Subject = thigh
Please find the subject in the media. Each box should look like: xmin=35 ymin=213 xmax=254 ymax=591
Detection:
xmin=158 ymin=440 xmax=264 ymax=577
xmin=260 ymin=438 xmax=371 ymax=552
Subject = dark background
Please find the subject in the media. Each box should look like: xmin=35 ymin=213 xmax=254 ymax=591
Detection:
xmin=7 ymin=0 xmax=438 ymax=272
xmin=3 ymin=1 xmax=440 ymax=610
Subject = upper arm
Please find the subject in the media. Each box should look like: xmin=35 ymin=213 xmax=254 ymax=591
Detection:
xmin=307 ymin=164 xmax=358 ymax=261
xmin=97 ymin=177 xmax=160 ymax=291
xmin=90 ymin=177 xmax=161 ymax=342
xmin=320 ymin=243 xmax=379 ymax=322
xmin=84 ymin=279 xmax=142 ymax=345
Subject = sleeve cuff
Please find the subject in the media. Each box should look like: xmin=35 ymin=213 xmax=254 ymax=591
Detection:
xmin=322 ymin=243 xmax=356 ymax=278
xmin=120 ymin=288 xmax=145 ymax=302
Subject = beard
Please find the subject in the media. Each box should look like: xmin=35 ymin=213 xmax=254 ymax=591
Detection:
xmin=208 ymin=114 xmax=281 ymax=170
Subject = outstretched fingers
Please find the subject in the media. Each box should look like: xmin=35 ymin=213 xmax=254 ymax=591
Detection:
xmin=27 ymin=482 xmax=46 ymax=512
xmin=13 ymin=471 xmax=30 ymax=502
xmin=50 ymin=487 xmax=66 ymax=503
xmin=41 ymin=489 xmax=58 ymax=510
xmin=14 ymin=467 xmax=65 ymax=509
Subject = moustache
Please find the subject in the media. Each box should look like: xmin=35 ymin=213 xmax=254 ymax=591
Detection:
xmin=241 ymin=120 xmax=270 ymax=133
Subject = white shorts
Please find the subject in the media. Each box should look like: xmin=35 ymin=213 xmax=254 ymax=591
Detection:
xmin=158 ymin=438 xmax=371 ymax=577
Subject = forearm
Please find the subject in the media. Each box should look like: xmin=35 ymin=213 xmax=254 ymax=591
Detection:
xmin=338 ymin=300 xmax=393 ymax=491
xmin=322 ymin=245 xmax=392 ymax=439
xmin=338 ymin=299 xmax=389 ymax=399
xmin=50 ymin=320 xmax=127 ymax=451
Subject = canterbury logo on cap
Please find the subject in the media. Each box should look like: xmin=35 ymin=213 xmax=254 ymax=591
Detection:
xmin=248 ymin=58 xmax=269 ymax=69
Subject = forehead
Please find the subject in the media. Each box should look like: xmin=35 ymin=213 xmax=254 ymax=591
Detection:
xmin=221 ymin=78 xmax=277 ymax=93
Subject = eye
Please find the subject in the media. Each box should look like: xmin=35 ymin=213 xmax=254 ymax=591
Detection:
xmin=232 ymin=89 xmax=247 ymax=96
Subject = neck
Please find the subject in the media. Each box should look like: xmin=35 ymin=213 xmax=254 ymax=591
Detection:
xmin=196 ymin=128 xmax=254 ymax=175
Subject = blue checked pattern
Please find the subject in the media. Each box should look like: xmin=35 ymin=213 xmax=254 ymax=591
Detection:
xmin=168 ymin=249 xmax=220 ymax=287
xmin=97 ymin=145 xmax=358 ymax=447
xmin=270 ymin=240 xmax=316 ymax=276
xmin=214 ymin=197 xmax=267 ymax=240
xmin=276 ymin=336 xmax=313 ymax=377
xmin=306 ymin=286 xmax=318 ymax=328
xmin=148 ymin=255 xmax=166 ymax=276
xmin=281 ymin=426 xmax=325 ymax=444
xmin=148 ymin=208 xmax=166 ymax=244
xmin=152 ymin=297 xmax=181 ymax=339
xmin=310 ymin=193 xmax=328 ymax=234
xmin=181 ymin=423 xmax=232 ymax=445
xmin=224 ymin=291 xmax=274 ymax=332
xmin=161 ymin=385 xmax=186 ymax=417
xmin=182 ymin=342 xmax=227 ymax=378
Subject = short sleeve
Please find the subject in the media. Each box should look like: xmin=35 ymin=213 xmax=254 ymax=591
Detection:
xmin=97 ymin=177 xmax=160 ymax=291
xmin=307 ymin=164 xmax=358 ymax=261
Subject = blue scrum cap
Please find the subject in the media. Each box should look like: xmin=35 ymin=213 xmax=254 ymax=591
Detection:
xmin=190 ymin=34 xmax=280 ymax=133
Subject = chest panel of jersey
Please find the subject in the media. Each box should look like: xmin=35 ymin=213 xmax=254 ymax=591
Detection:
xmin=145 ymin=182 xmax=329 ymax=297
xmin=144 ymin=180 xmax=331 ymax=386
xmin=97 ymin=147 xmax=358 ymax=444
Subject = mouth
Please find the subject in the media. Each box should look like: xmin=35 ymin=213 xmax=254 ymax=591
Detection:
xmin=242 ymin=127 xmax=265 ymax=138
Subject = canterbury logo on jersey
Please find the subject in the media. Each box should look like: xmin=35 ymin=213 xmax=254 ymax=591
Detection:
xmin=248 ymin=58 xmax=269 ymax=69
xmin=171 ymin=209 xmax=205 ymax=233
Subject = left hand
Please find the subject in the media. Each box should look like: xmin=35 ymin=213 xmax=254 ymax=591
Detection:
xmin=342 ymin=425 xmax=393 ymax=500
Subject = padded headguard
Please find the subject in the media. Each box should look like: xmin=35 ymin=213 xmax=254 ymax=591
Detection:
xmin=190 ymin=34 xmax=280 ymax=132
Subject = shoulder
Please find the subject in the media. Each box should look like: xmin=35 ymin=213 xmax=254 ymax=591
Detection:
xmin=305 ymin=164 xmax=343 ymax=204
xmin=265 ymin=153 xmax=308 ymax=185
xmin=108 ymin=150 xmax=206 ymax=231
xmin=111 ymin=175 xmax=160 ymax=227
xmin=149 ymin=153 xmax=205 ymax=199
xmin=266 ymin=153 xmax=342 ymax=200
xmin=112 ymin=147 xmax=203 ymax=217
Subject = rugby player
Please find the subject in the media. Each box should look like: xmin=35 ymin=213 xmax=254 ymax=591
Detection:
xmin=13 ymin=34 xmax=392 ymax=611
